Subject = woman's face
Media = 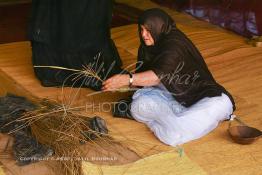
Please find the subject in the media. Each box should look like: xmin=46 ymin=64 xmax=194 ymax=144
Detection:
xmin=140 ymin=25 xmax=154 ymax=46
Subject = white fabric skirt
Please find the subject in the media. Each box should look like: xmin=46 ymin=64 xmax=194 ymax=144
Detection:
xmin=130 ymin=86 xmax=233 ymax=146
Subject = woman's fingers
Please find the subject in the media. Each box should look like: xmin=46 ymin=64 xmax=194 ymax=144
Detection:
xmin=102 ymin=74 xmax=128 ymax=91
xmin=102 ymin=78 xmax=111 ymax=85
xmin=102 ymin=77 xmax=112 ymax=91
xmin=102 ymin=85 xmax=114 ymax=91
xmin=102 ymin=80 xmax=114 ymax=91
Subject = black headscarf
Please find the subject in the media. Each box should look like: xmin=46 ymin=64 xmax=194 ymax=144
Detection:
xmin=136 ymin=8 xmax=236 ymax=111
xmin=138 ymin=8 xmax=175 ymax=44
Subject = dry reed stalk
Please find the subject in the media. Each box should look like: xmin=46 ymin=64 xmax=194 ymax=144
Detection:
xmin=33 ymin=65 xmax=103 ymax=82
xmin=7 ymin=63 xmax=170 ymax=174
xmin=5 ymin=99 xmax=170 ymax=175
xmin=4 ymin=99 xmax=114 ymax=175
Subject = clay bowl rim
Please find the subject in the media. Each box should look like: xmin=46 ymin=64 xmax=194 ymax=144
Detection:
xmin=228 ymin=125 xmax=262 ymax=144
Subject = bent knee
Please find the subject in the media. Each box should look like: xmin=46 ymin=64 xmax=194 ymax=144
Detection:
xmin=130 ymin=95 xmax=159 ymax=119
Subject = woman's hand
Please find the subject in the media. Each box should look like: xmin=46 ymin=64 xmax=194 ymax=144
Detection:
xmin=102 ymin=70 xmax=160 ymax=91
xmin=102 ymin=74 xmax=129 ymax=91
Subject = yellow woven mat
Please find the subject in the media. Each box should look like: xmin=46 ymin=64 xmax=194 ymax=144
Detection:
xmin=0 ymin=165 xmax=5 ymax=175
xmin=83 ymin=150 xmax=207 ymax=175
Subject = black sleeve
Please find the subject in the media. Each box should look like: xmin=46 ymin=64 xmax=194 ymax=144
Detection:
xmin=136 ymin=45 xmax=149 ymax=73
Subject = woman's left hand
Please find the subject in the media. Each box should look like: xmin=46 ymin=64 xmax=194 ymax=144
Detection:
xmin=102 ymin=74 xmax=129 ymax=91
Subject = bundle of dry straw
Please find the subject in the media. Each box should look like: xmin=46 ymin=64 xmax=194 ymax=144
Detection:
xmin=8 ymin=99 xmax=110 ymax=175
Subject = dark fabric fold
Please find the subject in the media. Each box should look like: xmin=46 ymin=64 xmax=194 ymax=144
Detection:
xmin=28 ymin=0 xmax=123 ymax=89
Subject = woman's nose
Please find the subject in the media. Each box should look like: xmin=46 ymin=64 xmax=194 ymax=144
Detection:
xmin=142 ymin=30 xmax=147 ymax=38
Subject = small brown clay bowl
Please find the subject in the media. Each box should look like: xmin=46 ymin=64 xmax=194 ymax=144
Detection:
xmin=228 ymin=126 xmax=262 ymax=144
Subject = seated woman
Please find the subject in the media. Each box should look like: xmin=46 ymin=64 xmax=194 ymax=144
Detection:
xmin=102 ymin=8 xmax=235 ymax=146
xmin=28 ymin=0 xmax=122 ymax=90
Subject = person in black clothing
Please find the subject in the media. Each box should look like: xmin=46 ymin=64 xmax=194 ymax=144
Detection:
xmin=28 ymin=0 xmax=123 ymax=90
xmin=103 ymin=8 xmax=235 ymax=146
